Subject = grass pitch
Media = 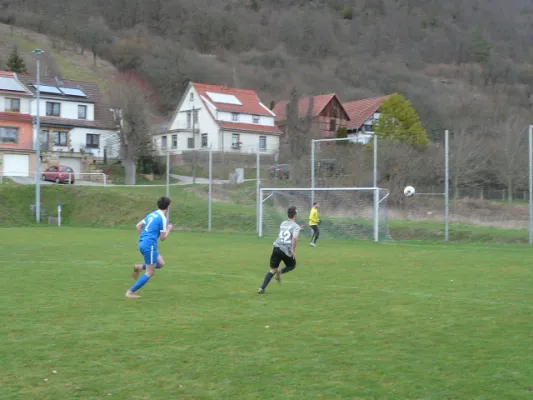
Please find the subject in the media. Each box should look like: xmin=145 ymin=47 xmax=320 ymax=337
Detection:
xmin=1 ymin=228 xmax=533 ymax=399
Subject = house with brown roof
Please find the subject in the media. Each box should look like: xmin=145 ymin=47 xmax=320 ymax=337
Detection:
xmin=343 ymin=96 xmax=389 ymax=144
xmin=0 ymin=71 xmax=37 ymax=177
xmin=272 ymin=94 xmax=350 ymax=141
xmin=21 ymin=74 xmax=119 ymax=176
xmin=156 ymin=82 xmax=281 ymax=156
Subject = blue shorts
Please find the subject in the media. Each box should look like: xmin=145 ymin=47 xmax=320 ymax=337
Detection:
xmin=140 ymin=244 xmax=159 ymax=265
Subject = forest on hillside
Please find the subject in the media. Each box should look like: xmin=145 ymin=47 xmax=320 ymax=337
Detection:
xmin=3 ymin=0 xmax=533 ymax=131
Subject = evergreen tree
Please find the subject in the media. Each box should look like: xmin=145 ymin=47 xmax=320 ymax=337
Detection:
xmin=374 ymin=93 xmax=429 ymax=149
xmin=5 ymin=46 xmax=27 ymax=74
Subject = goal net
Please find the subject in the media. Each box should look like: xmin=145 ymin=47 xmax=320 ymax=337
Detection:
xmin=259 ymin=187 xmax=392 ymax=242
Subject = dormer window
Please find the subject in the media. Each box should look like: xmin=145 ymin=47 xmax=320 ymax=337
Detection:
xmin=78 ymin=105 xmax=87 ymax=119
xmin=232 ymin=113 xmax=239 ymax=122
xmin=5 ymin=98 xmax=20 ymax=113
xmin=253 ymin=115 xmax=260 ymax=124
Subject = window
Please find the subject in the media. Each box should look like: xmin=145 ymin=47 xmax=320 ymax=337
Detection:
xmin=187 ymin=138 xmax=194 ymax=149
xmin=172 ymin=134 xmax=177 ymax=149
xmin=0 ymin=127 xmax=19 ymax=144
xmin=186 ymin=111 xmax=191 ymax=128
xmin=46 ymin=166 xmax=58 ymax=172
xmin=190 ymin=92 xmax=194 ymax=101
xmin=86 ymin=134 xmax=100 ymax=149
xmin=201 ymin=133 xmax=208 ymax=148
xmin=232 ymin=113 xmax=239 ymax=122
xmin=54 ymin=131 xmax=67 ymax=146
xmin=259 ymin=136 xmax=267 ymax=150
xmin=78 ymin=105 xmax=87 ymax=119
xmin=363 ymin=124 xmax=373 ymax=132
xmin=193 ymin=110 xmax=199 ymax=124
xmin=253 ymin=115 xmax=260 ymax=124
xmin=231 ymin=133 xmax=240 ymax=149
xmin=329 ymin=119 xmax=336 ymax=132
xmin=46 ymin=102 xmax=61 ymax=117
xmin=161 ymin=135 xmax=167 ymax=149
xmin=5 ymin=98 xmax=20 ymax=113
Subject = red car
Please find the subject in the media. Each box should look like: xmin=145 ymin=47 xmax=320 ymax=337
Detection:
xmin=41 ymin=165 xmax=76 ymax=184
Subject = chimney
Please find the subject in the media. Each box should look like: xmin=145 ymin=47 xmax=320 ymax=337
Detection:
xmin=55 ymin=74 xmax=64 ymax=86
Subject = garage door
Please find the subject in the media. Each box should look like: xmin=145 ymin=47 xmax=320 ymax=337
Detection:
xmin=3 ymin=154 xmax=30 ymax=177
xmin=59 ymin=157 xmax=82 ymax=179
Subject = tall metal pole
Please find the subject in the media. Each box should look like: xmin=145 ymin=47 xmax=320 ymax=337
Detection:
xmin=444 ymin=129 xmax=450 ymax=242
xmin=208 ymin=146 xmax=213 ymax=232
xmin=33 ymin=49 xmax=43 ymax=223
xmin=311 ymin=139 xmax=315 ymax=206
xmin=192 ymin=106 xmax=196 ymax=184
xmin=166 ymin=146 xmax=170 ymax=198
xmin=373 ymin=134 xmax=379 ymax=242
xmin=529 ymin=125 xmax=533 ymax=244
xmin=256 ymin=144 xmax=260 ymax=234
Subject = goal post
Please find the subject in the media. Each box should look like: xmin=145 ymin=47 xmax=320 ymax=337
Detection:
xmin=258 ymin=187 xmax=391 ymax=242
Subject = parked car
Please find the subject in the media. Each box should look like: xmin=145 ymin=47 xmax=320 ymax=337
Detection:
xmin=42 ymin=165 xmax=76 ymax=184
xmin=268 ymin=164 xmax=291 ymax=179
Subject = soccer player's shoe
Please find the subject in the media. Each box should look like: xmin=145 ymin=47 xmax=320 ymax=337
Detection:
xmin=125 ymin=290 xmax=141 ymax=298
xmin=275 ymin=269 xmax=282 ymax=283
xmin=132 ymin=264 xmax=143 ymax=280
xmin=310 ymin=242 xmax=316 ymax=247
xmin=258 ymin=288 xmax=264 ymax=294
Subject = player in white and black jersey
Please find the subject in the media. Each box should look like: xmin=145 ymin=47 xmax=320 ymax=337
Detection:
xmin=258 ymin=205 xmax=302 ymax=294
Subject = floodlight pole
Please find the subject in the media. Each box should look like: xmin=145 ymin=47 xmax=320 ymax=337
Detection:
xmin=33 ymin=49 xmax=44 ymax=223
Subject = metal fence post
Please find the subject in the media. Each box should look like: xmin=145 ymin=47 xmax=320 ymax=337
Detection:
xmin=208 ymin=146 xmax=213 ymax=232
xmin=445 ymin=129 xmax=450 ymax=242
xmin=373 ymin=134 xmax=379 ymax=242
xmin=311 ymin=140 xmax=315 ymax=206
xmin=529 ymin=126 xmax=532 ymax=244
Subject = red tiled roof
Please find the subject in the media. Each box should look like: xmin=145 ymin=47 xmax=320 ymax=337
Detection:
xmin=192 ymin=82 xmax=274 ymax=117
xmin=344 ymin=96 xmax=389 ymax=130
xmin=218 ymin=121 xmax=281 ymax=135
xmin=272 ymin=94 xmax=340 ymax=122
xmin=0 ymin=112 xmax=32 ymax=122
xmin=20 ymin=74 xmax=116 ymax=130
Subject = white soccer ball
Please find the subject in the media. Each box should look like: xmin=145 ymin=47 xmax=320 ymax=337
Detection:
xmin=404 ymin=186 xmax=415 ymax=197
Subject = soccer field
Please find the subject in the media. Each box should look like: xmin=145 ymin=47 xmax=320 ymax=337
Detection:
xmin=2 ymin=228 xmax=532 ymax=399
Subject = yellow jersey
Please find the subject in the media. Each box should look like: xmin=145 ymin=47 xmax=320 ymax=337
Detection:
xmin=309 ymin=208 xmax=320 ymax=226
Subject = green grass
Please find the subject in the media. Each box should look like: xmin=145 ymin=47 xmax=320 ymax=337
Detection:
xmin=1 ymin=228 xmax=533 ymax=399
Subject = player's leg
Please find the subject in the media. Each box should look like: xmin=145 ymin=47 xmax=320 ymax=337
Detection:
xmin=313 ymin=226 xmax=320 ymax=245
xmin=310 ymin=225 xmax=317 ymax=246
xmin=132 ymin=255 xmax=165 ymax=280
xmin=126 ymin=246 xmax=159 ymax=298
xmin=258 ymin=248 xmax=281 ymax=294
xmin=280 ymin=253 xmax=296 ymax=275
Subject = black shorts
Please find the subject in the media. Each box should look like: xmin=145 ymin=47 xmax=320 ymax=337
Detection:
xmin=270 ymin=247 xmax=296 ymax=269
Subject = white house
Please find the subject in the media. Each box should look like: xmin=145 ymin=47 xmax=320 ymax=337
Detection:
xmin=154 ymin=82 xmax=281 ymax=156
xmin=21 ymin=75 xmax=119 ymax=175
xmin=343 ymin=96 xmax=389 ymax=144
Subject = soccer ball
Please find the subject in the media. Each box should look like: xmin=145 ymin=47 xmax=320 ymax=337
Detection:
xmin=404 ymin=186 xmax=415 ymax=197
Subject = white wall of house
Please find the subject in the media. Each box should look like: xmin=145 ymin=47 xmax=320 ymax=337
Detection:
xmin=169 ymin=85 xmax=205 ymax=131
xmin=221 ymin=131 xmax=279 ymax=154
xmin=217 ymin=112 xmax=275 ymax=126
xmin=30 ymin=98 xmax=95 ymax=120
xmin=0 ymin=94 xmax=32 ymax=113
xmin=68 ymin=128 xmax=120 ymax=158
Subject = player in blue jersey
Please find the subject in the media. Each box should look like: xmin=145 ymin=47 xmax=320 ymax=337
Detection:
xmin=126 ymin=196 xmax=173 ymax=299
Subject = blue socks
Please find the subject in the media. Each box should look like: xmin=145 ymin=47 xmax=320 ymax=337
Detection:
xmin=141 ymin=263 xmax=162 ymax=270
xmin=130 ymin=274 xmax=150 ymax=293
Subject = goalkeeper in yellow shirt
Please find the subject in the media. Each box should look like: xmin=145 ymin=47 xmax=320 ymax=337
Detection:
xmin=309 ymin=202 xmax=320 ymax=247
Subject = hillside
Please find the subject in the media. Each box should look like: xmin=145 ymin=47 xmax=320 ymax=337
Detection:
xmin=2 ymin=0 xmax=533 ymax=134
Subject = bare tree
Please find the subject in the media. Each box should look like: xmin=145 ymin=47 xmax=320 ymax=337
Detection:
xmin=489 ymin=117 xmax=528 ymax=202
xmin=448 ymin=125 xmax=490 ymax=199
xmin=108 ymin=77 xmax=152 ymax=185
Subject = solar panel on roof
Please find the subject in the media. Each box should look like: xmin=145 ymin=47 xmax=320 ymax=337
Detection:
xmin=206 ymin=92 xmax=242 ymax=105
xmin=0 ymin=77 xmax=27 ymax=92
xmin=33 ymin=84 xmax=62 ymax=94
xmin=59 ymin=87 xmax=87 ymax=97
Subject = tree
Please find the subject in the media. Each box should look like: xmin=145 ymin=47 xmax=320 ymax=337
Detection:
xmin=373 ymin=93 xmax=429 ymax=149
xmin=489 ymin=117 xmax=528 ymax=203
xmin=5 ymin=46 xmax=27 ymax=73
xmin=336 ymin=127 xmax=348 ymax=145
xmin=108 ymin=75 xmax=152 ymax=185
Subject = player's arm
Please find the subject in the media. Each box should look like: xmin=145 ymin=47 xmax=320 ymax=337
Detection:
xmin=291 ymin=226 xmax=301 ymax=257
xmin=159 ymin=216 xmax=172 ymax=241
xmin=136 ymin=219 xmax=145 ymax=232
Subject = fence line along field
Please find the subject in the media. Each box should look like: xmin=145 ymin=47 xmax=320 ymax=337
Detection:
xmin=1 ymin=227 xmax=532 ymax=399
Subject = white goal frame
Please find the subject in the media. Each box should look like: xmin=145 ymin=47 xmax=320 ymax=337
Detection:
xmin=258 ymin=187 xmax=389 ymax=242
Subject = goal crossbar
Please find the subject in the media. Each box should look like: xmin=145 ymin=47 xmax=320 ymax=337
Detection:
xmin=259 ymin=187 xmax=385 ymax=242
